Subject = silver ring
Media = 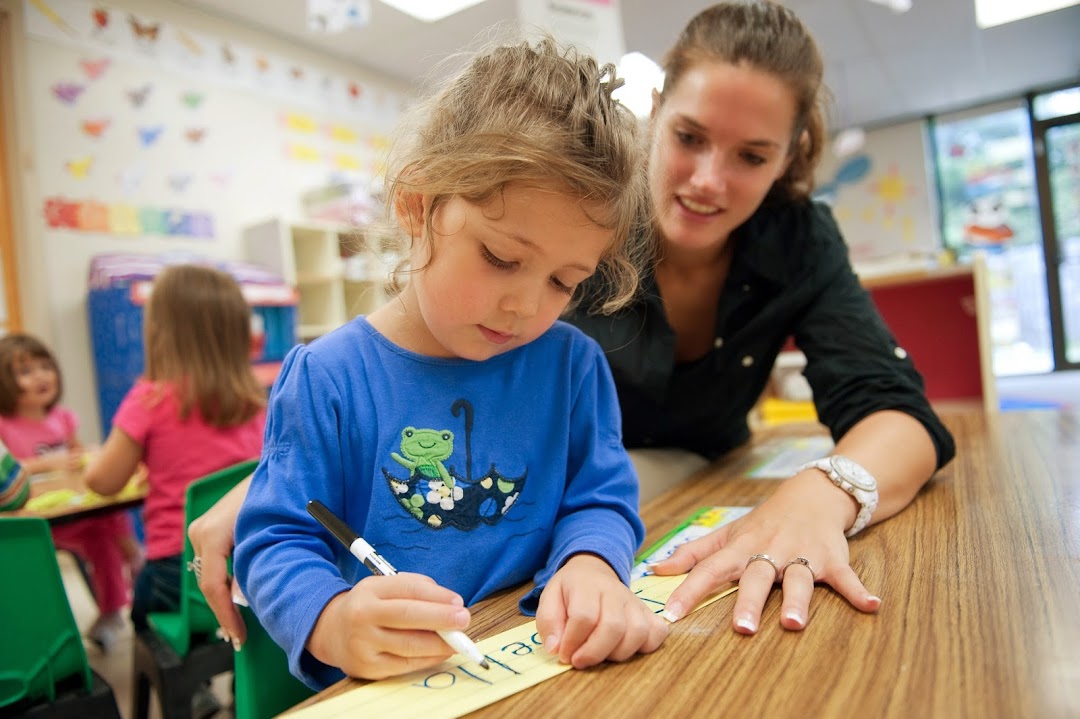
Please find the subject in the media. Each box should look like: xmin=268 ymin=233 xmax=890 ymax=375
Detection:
xmin=783 ymin=556 xmax=817 ymax=581
xmin=187 ymin=556 xmax=203 ymax=581
xmin=745 ymin=553 xmax=780 ymax=582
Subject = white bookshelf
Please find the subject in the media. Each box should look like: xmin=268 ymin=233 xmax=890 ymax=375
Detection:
xmin=243 ymin=219 xmax=396 ymax=340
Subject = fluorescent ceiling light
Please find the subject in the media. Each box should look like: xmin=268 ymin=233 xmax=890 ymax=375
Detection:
xmin=378 ymin=0 xmax=489 ymax=22
xmin=975 ymin=0 xmax=1078 ymax=28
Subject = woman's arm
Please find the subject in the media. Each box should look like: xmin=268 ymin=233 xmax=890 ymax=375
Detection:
xmin=83 ymin=427 xmax=142 ymax=495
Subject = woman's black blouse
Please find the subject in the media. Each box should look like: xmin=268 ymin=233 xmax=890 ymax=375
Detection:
xmin=567 ymin=199 xmax=956 ymax=468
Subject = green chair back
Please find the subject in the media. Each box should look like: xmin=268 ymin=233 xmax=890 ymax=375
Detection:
xmin=234 ymin=605 xmax=314 ymax=719
xmin=148 ymin=458 xmax=259 ymax=656
xmin=0 ymin=517 xmax=93 ymax=708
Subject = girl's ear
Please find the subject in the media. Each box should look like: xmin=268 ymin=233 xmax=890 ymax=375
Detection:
xmin=394 ymin=191 xmax=425 ymax=238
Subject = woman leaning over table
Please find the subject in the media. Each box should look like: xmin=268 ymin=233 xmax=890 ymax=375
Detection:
xmin=188 ymin=0 xmax=954 ymax=648
xmin=567 ymin=0 xmax=954 ymax=632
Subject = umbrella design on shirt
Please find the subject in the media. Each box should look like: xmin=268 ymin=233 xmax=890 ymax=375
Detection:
xmin=382 ymin=399 xmax=526 ymax=531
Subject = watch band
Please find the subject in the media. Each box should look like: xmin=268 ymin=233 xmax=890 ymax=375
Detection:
xmin=797 ymin=456 xmax=879 ymax=537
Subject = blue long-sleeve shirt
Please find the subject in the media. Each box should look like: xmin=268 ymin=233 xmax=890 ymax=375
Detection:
xmin=234 ymin=317 xmax=644 ymax=689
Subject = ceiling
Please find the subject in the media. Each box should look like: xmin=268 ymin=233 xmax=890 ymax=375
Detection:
xmin=171 ymin=0 xmax=1080 ymax=129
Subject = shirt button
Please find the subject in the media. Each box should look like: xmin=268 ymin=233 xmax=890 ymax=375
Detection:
xmin=741 ymin=355 xmax=754 ymax=367
xmin=894 ymin=347 xmax=908 ymax=359
xmin=713 ymin=337 xmax=724 ymax=349
xmin=742 ymin=284 xmax=751 ymax=292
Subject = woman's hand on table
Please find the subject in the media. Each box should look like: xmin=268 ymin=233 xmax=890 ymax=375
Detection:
xmin=650 ymin=471 xmax=881 ymax=632
xmin=187 ymin=476 xmax=252 ymax=648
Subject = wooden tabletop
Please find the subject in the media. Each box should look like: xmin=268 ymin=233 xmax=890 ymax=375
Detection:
xmin=1 ymin=467 xmax=147 ymax=525
xmin=294 ymin=409 xmax=1080 ymax=718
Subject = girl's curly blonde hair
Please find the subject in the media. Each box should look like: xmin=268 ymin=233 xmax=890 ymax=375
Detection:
xmin=382 ymin=35 xmax=653 ymax=314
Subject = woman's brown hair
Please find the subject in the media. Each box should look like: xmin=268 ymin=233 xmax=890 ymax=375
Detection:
xmin=142 ymin=264 xmax=265 ymax=428
xmin=383 ymin=34 xmax=653 ymax=314
xmin=659 ymin=0 xmax=828 ymax=201
xmin=0 ymin=334 xmax=63 ymax=416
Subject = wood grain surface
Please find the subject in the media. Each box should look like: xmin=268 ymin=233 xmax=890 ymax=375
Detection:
xmin=293 ymin=410 xmax=1080 ymax=718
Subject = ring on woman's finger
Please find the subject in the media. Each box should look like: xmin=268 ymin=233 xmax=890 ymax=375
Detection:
xmin=782 ymin=556 xmax=818 ymax=581
xmin=186 ymin=556 xmax=203 ymax=581
xmin=745 ymin=553 xmax=780 ymax=582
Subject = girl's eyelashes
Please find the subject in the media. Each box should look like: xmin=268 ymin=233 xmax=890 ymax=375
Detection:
xmin=675 ymin=130 xmax=702 ymax=147
xmin=741 ymin=151 xmax=767 ymax=166
xmin=550 ymin=277 xmax=573 ymax=295
xmin=481 ymin=245 xmax=515 ymax=270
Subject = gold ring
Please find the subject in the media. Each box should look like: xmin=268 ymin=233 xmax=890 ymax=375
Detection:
xmin=745 ymin=553 xmax=780 ymax=582
xmin=783 ymin=556 xmax=817 ymax=581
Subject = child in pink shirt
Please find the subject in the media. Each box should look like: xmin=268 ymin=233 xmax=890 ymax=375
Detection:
xmin=85 ymin=264 xmax=266 ymax=632
xmin=0 ymin=333 xmax=142 ymax=651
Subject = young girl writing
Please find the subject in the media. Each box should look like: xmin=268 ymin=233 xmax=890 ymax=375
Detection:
xmin=233 ymin=36 xmax=667 ymax=689
xmin=0 ymin=333 xmax=141 ymax=651
xmin=84 ymin=264 xmax=266 ymax=633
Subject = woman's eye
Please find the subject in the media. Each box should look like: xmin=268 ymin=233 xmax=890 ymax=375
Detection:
xmin=742 ymin=152 xmax=767 ymax=166
xmin=481 ymin=245 xmax=515 ymax=269
xmin=675 ymin=131 xmax=701 ymax=147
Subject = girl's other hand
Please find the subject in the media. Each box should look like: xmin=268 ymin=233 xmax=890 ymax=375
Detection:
xmin=307 ymin=573 xmax=472 ymax=680
xmin=536 ymin=553 xmax=668 ymax=669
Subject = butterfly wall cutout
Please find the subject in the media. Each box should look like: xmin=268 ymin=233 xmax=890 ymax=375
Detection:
xmin=128 ymin=15 xmax=160 ymax=44
xmin=81 ymin=118 xmax=111 ymax=139
xmin=137 ymin=125 xmax=163 ymax=147
xmin=80 ymin=57 xmax=110 ymax=80
xmin=91 ymin=6 xmax=109 ymax=30
xmin=52 ymin=82 xmax=85 ymax=105
xmin=181 ymin=91 xmax=204 ymax=109
xmin=65 ymin=156 xmax=94 ymax=179
xmin=118 ymin=166 xmax=145 ymax=195
xmin=127 ymin=83 xmax=152 ymax=108
xmin=168 ymin=173 xmax=192 ymax=193
xmin=185 ymin=128 xmax=206 ymax=144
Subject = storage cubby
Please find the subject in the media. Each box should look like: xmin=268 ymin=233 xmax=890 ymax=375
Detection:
xmin=244 ymin=219 xmax=396 ymax=341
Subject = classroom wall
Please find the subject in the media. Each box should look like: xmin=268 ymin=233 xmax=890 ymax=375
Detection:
xmin=1 ymin=0 xmax=407 ymax=442
xmin=815 ymin=118 xmax=941 ymax=262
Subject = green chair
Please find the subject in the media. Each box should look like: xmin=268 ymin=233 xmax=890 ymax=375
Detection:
xmin=233 ymin=605 xmax=314 ymax=719
xmin=0 ymin=517 xmax=121 ymax=718
xmin=131 ymin=458 xmax=259 ymax=719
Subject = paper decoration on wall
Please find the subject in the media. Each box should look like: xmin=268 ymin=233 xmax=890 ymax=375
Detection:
xmin=44 ymin=196 xmax=215 ymax=239
xmin=870 ymin=164 xmax=916 ymax=216
xmin=117 ymin=166 xmax=144 ymax=195
xmin=209 ymin=169 xmax=234 ymax=186
xmin=65 ymin=155 xmax=94 ymax=178
xmin=255 ymin=56 xmax=270 ymax=74
xmin=127 ymin=15 xmax=160 ymax=44
xmin=137 ymin=125 xmax=163 ymax=147
xmin=327 ymin=124 xmax=358 ymax=143
xmin=332 ymin=153 xmax=361 ymax=170
xmin=127 ymin=83 xmax=152 ymax=107
xmin=52 ymin=81 xmax=85 ymax=104
xmin=282 ymin=112 xmax=318 ymax=133
xmin=184 ymin=127 xmax=207 ymax=144
xmin=287 ymin=143 xmax=321 ymax=163
xmin=175 ymin=29 xmax=204 ymax=56
xmin=307 ymin=0 xmax=370 ymax=33
xmin=29 ymin=0 xmax=78 ymax=37
xmin=167 ymin=172 xmax=192 ymax=193
xmin=813 ymin=154 xmax=872 ymax=205
xmin=289 ymin=66 xmax=305 ymax=82
xmin=81 ymin=118 xmax=111 ymax=138
xmin=220 ymin=43 xmax=236 ymax=66
xmin=90 ymin=5 xmax=109 ymax=32
xmin=181 ymin=91 xmax=204 ymax=109
xmin=79 ymin=56 xmax=110 ymax=79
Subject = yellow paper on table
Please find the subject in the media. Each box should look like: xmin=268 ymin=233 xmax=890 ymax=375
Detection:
xmin=287 ymin=573 xmax=736 ymax=719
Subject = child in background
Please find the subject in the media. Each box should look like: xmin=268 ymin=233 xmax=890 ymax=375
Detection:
xmin=0 ymin=333 xmax=141 ymax=651
xmin=84 ymin=264 xmax=266 ymax=637
xmin=234 ymin=36 xmax=667 ymax=690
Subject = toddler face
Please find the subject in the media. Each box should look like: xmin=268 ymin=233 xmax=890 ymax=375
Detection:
xmin=14 ymin=356 xmax=59 ymax=413
xmin=407 ymin=184 xmax=614 ymax=360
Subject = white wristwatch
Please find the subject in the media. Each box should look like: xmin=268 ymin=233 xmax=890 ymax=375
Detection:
xmin=797 ymin=455 xmax=879 ymax=537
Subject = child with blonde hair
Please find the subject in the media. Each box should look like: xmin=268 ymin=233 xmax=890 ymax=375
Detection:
xmin=233 ymin=35 xmax=667 ymax=689
xmin=0 ymin=333 xmax=141 ymax=651
xmin=85 ymin=264 xmax=266 ymax=636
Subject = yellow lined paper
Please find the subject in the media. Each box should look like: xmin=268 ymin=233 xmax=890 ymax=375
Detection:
xmin=286 ymin=574 xmax=736 ymax=718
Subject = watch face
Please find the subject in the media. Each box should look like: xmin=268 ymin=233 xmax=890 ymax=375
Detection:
xmin=830 ymin=456 xmax=877 ymax=491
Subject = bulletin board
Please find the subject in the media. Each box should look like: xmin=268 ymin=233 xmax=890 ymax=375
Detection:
xmin=18 ymin=0 xmax=406 ymax=440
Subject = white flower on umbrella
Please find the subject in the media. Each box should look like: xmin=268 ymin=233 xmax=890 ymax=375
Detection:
xmin=426 ymin=480 xmax=463 ymax=511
